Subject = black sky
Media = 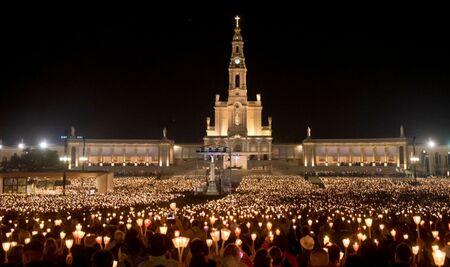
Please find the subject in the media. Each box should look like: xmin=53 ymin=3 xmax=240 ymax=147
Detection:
xmin=0 ymin=3 xmax=449 ymax=146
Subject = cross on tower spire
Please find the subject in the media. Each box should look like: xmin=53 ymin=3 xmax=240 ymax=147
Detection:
xmin=235 ymin=15 xmax=240 ymax=28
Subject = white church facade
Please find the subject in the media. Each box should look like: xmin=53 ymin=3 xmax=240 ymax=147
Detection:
xmin=203 ymin=17 xmax=272 ymax=169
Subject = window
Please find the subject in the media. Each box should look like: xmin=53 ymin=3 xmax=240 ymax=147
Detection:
xmin=236 ymin=46 xmax=239 ymax=53
xmin=3 ymin=177 xmax=27 ymax=193
xmin=235 ymin=75 xmax=240 ymax=88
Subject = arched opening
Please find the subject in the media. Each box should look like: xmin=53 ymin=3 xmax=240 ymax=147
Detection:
xmin=249 ymin=142 xmax=258 ymax=152
xmin=236 ymin=46 xmax=239 ymax=53
xmin=233 ymin=144 xmax=242 ymax=152
xmin=260 ymin=142 xmax=270 ymax=152
xmin=235 ymin=74 xmax=240 ymax=88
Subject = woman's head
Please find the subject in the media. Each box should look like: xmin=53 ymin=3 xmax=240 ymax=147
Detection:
xmin=254 ymin=248 xmax=271 ymax=267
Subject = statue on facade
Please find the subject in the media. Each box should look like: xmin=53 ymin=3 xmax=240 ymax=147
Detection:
xmin=235 ymin=112 xmax=241 ymax=126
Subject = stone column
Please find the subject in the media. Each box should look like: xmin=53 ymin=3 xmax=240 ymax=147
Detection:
xmin=403 ymin=145 xmax=408 ymax=169
xmin=257 ymin=141 xmax=261 ymax=160
xmin=337 ymin=147 xmax=340 ymax=166
xmin=360 ymin=147 xmax=364 ymax=166
xmin=268 ymin=141 xmax=272 ymax=160
xmin=384 ymin=146 xmax=388 ymax=166
xmin=348 ymin=147 xmax=352 ymax=166
xmin=372 ymin=147 xmax=376 ymax=166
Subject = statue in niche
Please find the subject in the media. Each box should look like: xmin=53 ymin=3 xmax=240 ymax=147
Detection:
xmin=235 ymin=111 xmax=241 ymax=126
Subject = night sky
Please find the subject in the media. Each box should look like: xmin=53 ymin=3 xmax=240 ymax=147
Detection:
xmin=1 ymin=3 xmax=449 ymax=146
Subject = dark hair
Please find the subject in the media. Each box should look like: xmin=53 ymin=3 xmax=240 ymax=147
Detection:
xmin=150 ymin=233 xmax=167 ymax=256
xmin=344 ymin=254 xmax=364 ymax=267
xmin=127 ymin=237 xmax=143 ymax=256
xmin=327 ymin=244 xmax=341 ymax=263
xmin=71 ymin=244 xmax=89 ymax=267
xmin=395 ymin=243 xmax=412 ymax=263
xmin=190 ymin=239 xmax=208 ymax=256
xmin=268 ymin=246 xmax=283 ymax=265
xmin=254 ymin=248 xmax=271 ymax=267
xmin=24 ymin=240 xmax=44 ymax=254
xmin=92 ymin=250 xmax=114 ymax=267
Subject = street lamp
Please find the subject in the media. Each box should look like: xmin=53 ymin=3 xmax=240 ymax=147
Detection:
xmin=427 ymin=138 xmax=437 ymax=176
xmin=18 ymin=139 xmax=25 ymax=149
xmin=409 ymin=136 xmax=420 ymax=179
xmin=39 ymin=140 xmax=48 ymax=149
xmin=59 ymin=156 xmax=71 ymax=195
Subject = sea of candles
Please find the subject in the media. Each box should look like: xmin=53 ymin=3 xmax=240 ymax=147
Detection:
xmin=0 ymin=175 xmax=448 ymax=267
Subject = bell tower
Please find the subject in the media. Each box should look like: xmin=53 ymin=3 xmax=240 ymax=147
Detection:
xmin=204 ymin=16 xmax=273 ymax=169
xmin=228 ymin=16 xmax=247 ymax=103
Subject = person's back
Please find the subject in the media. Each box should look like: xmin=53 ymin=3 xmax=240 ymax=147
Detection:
xmin=138 ymin=234 xmax=178 ymax=267
xmin=92 ymin=250 xmax=115 ymax=267
xmin=253 ymin=248 xmax=271 ymax=267
xmin=392 ymin=243 xmax=412 ymax=267
xmin=22 ymin=240 xmax=45 ymax=267
xmin=43 ymin=238 xmax=61 ymax=266
xmin=309 ymin=248 xmax=329 ymax=267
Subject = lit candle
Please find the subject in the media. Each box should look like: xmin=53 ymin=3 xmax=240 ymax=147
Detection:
xmin=159 ymin=225 xmax=168 ymax=235
xmin=65 ymin=239 xmax=74 ymax=250
xmin=234 ymin=227 xmax=241 ymax=237
xmin=432 ymin=249 xmax=446 ymax=267
xmin=390 ymin=229 xmax=396 ymax=240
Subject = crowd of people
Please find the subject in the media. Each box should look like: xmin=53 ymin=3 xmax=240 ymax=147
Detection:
xmin=0 ymin=175 xmax=449 ymax=267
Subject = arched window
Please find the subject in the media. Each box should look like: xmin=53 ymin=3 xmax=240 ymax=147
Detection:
xmin=235 ymin=74 xmax=240 ymax=88
xmin=236 ymin=46 xmax=239 ymax=53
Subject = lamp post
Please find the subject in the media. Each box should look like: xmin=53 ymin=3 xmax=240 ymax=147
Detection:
xmin=60 ymin=129 xmax=69 ymax=196
xmin=427 ymin=138 xmax=436 ymax=176
xmin=410 ymin=136 xmax=419 ymax=179
xmin=39 ymin=140 xmax=48 ymax=150
xmin=18 ymin=139 xmax=25 ymax=150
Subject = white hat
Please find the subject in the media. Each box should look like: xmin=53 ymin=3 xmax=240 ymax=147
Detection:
xmin=300 ymin=235 xmax=315 ymax=250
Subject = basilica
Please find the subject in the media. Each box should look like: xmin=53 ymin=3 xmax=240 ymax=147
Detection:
xmin=1 ymin=17 xmax=449 ymax=177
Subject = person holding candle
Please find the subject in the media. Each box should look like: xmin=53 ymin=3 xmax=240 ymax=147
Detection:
xmin=43 ymin=238 xmax=62 ymax=266
xmin=3 ymin=245 xmax=24 ymax=267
